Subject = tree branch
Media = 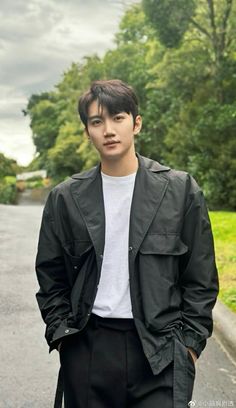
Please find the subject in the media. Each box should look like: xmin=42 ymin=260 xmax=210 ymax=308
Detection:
xmin=226 ymin=34 xmax=233 ymax=49
xmin=220 ymin=0 xmax=233 ymax=52
xmin=207 ymin=0 xmax=217 ymax=33
xmin=189 ymin=17 xmax=212 ymax=40
xmin=205 ymin=0 xmax=221 ymax=65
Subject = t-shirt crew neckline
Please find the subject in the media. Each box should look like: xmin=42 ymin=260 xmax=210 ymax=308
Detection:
xmin=101 ymin=171 xmax=137 ymax=184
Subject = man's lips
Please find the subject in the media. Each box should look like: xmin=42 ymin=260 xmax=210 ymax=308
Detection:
xmin=103 ymin=141 xmax=120 ymax=146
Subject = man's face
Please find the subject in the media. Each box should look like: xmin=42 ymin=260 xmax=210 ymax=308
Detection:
xmin=86 ymin=100 xmax=142 ymax=161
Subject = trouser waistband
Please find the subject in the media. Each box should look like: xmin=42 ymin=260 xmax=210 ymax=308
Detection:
xmin=89 ymin=313 xmax=136 ymax=331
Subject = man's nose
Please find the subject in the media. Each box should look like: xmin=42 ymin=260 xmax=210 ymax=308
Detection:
xmin=104 ymin=119 xmax=115 ymax=136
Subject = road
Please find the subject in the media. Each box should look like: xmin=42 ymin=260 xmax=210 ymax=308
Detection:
xmin=0 ymin=204 xmax=235 ymax=408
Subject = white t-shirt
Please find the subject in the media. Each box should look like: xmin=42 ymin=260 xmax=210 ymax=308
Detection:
xmin=92 ymin=171 xmax=136 ymax=318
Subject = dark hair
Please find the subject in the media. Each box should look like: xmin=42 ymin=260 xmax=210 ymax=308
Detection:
xmin=78 ymin=79 xmax=139 ymax=127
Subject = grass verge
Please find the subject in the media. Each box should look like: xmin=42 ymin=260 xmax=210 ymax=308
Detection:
xmin=209 ymin=211 xmax=236 ymax=313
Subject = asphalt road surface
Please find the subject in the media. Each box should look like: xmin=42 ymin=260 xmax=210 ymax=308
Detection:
xmin=0 ymin=204 xmax=235 ymax=408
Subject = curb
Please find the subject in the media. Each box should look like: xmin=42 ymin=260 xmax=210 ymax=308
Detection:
xmin=213 ymin=300 xmax=236 ymax=362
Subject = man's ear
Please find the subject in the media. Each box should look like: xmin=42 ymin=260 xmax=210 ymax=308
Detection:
xmin=134 ymin=115 xmax=142 ymax=135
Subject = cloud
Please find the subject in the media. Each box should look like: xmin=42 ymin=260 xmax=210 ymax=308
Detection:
xmin=0 ymin=0 xmax=139 ymax=166
xmin=0 ymin=117 xmax=35 ymax=166
xmin=0 ymin=84 xmax=35 ymax=165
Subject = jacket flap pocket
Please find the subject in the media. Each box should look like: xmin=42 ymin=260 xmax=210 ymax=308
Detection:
xmin=63 ymin=241 xmax=93 ymax=266
xmin=139 ymin=234 xmax=188 ymax=255
xmin=63 ymin=241 xmax=93 ymax=257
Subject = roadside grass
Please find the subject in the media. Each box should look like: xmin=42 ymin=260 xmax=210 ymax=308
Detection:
xmin=209 ymin=211 xmax=236 ymax=313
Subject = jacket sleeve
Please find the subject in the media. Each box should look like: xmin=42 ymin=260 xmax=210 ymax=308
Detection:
xmin=35 ymin=191 xmax=71 ymax=348
xmin=179 ymin=175 xmax=219 ymax=358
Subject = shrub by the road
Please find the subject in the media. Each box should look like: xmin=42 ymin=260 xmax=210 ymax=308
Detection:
xmin=0 ymin=176 xmax=17 ymax=204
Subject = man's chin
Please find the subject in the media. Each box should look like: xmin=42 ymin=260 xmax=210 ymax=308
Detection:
xmin=100 ymin=150 xmax=123 ymax=161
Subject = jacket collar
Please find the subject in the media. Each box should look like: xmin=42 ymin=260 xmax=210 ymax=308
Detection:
xmin=70 ymin=153 xmax=170 ymax=260
xmin=71 ymin=152 xmax=170 ymax=180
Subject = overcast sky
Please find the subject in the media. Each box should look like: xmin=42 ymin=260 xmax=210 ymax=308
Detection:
xmin=0 ymin=0 xmax=139 ymax=166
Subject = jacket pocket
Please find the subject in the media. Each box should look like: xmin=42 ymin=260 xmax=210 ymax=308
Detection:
xmin=138 ymin=234 xmax=189 ymax=323
xmin=63 ymin=240 xmax=93 ymax=259
xmin=139 ymin=233 xmax=188 ymax=286
xmin=62 ymin=241 xmax=94 ymax=297
xmin=64 ymin=242 xmax=95 ymax=319
xmin=63 ymin=241 xmax=93 ymax=272
xmin=139 ymin=233 xmax=188 ymax=256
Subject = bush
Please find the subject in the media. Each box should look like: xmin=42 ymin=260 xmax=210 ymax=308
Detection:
xmin=26 ymin=175 xmax=45 ymax=182
xmin=4 ymin=176 xmax=16 ymax=185
xmin=25 ymin=179 xmax=44 ymax=189
xmin=0 ymin=176 xmax=17 ymax=204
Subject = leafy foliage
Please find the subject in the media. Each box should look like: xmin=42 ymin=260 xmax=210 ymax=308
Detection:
xmin=0 ymin=176 xmax=17 ymax=204
xmin=25 ymin=1 xmax=236 ymax=209
xmin=143 ymin=0 xmax=196 ymax=47
xmin=0 ymin=153 xmax=21 ymax=179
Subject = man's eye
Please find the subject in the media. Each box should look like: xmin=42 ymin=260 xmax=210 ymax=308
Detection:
xmin=114 ymin=115 xmax=124 ymax=121
xmin=91 ymin=120 xmax=101 ymax=126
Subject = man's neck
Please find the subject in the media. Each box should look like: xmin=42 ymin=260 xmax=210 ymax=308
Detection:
xmin=101 ymin=153 xmax=138 ymax=177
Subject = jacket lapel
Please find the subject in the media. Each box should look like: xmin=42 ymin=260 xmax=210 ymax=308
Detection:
xmin=129 ymin=154 xmax=170 ymax=256
xmin=70 ymin=154 xmax=170 ymax=260
xmin=70 ymin=165 xmax=105 ymax=260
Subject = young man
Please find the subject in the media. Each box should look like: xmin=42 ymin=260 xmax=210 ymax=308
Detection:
xmin=35 ymin=79 xmax=219 ymax=408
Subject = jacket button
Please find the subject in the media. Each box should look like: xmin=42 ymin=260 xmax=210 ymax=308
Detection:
xmin=65 ymin=329 xmax=70 ymax=334
xmin=100 ymin=254 xmax=103 ymax=259
xmin=74 ymin=265 xmax=78 ymax=269
xmin=129 ymin=246 xmax=133 ymax=252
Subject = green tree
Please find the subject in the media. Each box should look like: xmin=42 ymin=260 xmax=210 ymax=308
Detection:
xmin=25 ymin=1 xmax=236 ymax=209
xmin=142 ymin=0 xmax=236 ymax=101
xmin=142 ymin=0 xmax=236 ymax=209
xmin=164 ymin=100 xmax=236 ymax=209
xmin=0 ymin=153 xmax=21 ymax=178
xmin=143 ymin=0 xmax=196 ymax=48
xmin=25 ymin=93 xmax=60 ymax=154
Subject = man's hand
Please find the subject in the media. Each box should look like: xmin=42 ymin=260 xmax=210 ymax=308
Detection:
xmin=187 ymin=348 xmax=198 ymax=364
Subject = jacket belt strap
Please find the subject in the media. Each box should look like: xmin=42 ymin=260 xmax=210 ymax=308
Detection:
xmin=173 ymin=338 xmax=188 ymax=408
xmin=54 ymin=366 xmax=64 ymax=408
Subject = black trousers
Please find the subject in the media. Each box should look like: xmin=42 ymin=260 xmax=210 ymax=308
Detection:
xmin=59 ymin=314 xmax=195 ymax=408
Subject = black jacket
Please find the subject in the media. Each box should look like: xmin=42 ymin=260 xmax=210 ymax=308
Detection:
xmin=35 ymin=153 xmax=218 ymax=407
